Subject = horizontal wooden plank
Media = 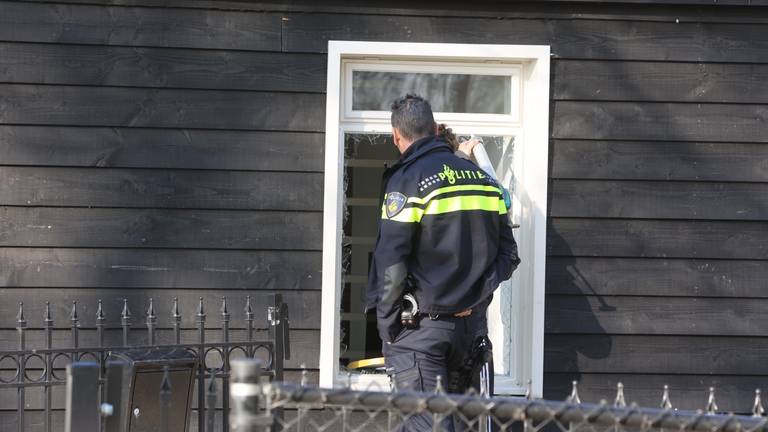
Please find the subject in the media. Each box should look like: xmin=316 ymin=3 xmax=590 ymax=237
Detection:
xmin=545 ymin=295 xmax=768 ymax=336
xmin=15 ymin=0 xmax=768 ymax=24
xmin=553 ymin=101 xmax=768 ymax=142
xmin=540 ymin=0 xmax=766 ymax=4
xmin=0 ymin=126 xmax=324 ymax=171
xmin=550 ymin=180 xmax=768 ymax=220
xmin=0 ymin=42 xmax=326 ymax=93
xmin=0 ymin=84 xmax=325 ymax=131
xmin=283 ymin=13 xmax=768 ymax=63
xmin=0 ymin=248 xmax=321 ymax=290
xmin=551 ymin=140 xmax=768 ymax=182
xmin=0 ymin=167 xmax=324 ymax=210
xmin=545 ymin=334 xmax=768 ymax=375
xmin=0 ymin=288 xmax=321 ymax=329
xmin=543 ymin=373 xmax=768 ymax=413
xmin=546 ymin=257 xmax=768 ymax=297
xmin=554 ymin=60 xmax=768 ymax=103
xmin=548 ymin=218 xmax=768 ymax=259
xmin=0 ymin=1 xmax=281 ymax=51
xmin=0 ymin=207 xmax=322 ymax=250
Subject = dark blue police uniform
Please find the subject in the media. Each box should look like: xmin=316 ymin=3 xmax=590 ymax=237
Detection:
xmin=366 ymin=135 xmax=520 ymax=431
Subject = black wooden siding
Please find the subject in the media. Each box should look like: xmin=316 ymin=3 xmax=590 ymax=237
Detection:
xmin=1 ymin=0 xmax=768 ymax=419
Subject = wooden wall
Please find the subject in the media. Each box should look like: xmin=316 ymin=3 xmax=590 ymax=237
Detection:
xmin=1 ymin=0 xmax=768 ymax=419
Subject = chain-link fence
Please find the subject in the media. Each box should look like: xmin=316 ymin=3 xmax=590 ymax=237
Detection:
xmin=62 ymin=355 xmax=768 ymax=432
xmin=229 ymin=363 xmax=768 ymax=432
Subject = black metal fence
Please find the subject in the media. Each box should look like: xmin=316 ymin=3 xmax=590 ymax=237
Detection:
xmin=234 ymin=372 xmax=768 ymax=432
xmin=0 ymin=294 xmax=290 ymax=432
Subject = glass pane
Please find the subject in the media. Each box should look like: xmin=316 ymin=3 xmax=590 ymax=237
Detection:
xmin=457 ymin=135 xmax=515 ymax=196
xmin=352 ymin=71 xmax=512 ymax=114
xmin=338 ymin=132 xmax=515 ymax=372
xmin=340 ymin=133 xmax=395 ymax=367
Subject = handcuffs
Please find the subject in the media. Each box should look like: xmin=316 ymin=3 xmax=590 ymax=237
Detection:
xmin=400 ymin=293 xmax=419 ymax=328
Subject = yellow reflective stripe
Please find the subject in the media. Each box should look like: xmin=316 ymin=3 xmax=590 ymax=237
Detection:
xmin=386 ymin=207 xmax=423 ymax=223
xmin=381 ymin=185 xmax=505 ymax=222
xmin=407 ymin=184 xmax=502 ymax=205
xmin=498 ymin=197 xmax=508 ymax=215
xmin=424 ymin=195 xmax=505 ymax=216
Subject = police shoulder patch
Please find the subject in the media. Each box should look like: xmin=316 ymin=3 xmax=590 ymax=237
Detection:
xmin=385 ymin=192 xmax=407 ymax=218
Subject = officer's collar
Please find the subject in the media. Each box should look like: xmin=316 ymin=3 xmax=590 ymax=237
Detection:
xmin=396 ymin=135 xmax=452 ymax=166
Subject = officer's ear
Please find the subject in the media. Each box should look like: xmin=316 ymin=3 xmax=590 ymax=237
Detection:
xmin=392 ymin=127 xmax=404 ymax=153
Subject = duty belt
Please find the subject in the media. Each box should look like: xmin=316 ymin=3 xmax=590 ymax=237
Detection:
xmin=400 ymin=294 xmax=472 ymax=326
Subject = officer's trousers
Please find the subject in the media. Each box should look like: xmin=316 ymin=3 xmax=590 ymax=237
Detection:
xmin=383 ymin=311 xmax=490 ymax=432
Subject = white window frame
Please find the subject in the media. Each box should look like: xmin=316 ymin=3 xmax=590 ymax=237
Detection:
xmin=320 ymin=41 xmax=550 ymax=397
xmin=344 ymin=60 xmax=522 ymax=125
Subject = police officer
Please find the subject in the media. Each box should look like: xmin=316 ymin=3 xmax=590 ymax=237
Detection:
xmin=366 ymin=94 xmax=520 ymax=431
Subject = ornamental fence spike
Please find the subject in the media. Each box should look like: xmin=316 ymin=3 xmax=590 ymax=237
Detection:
xmin=121 ymin=298 xmax=131 ymax=321
xmin=44 ymin=301 xmax=53 ymax=324
xmin=146 ymin=298 xmax=156 ymax=320
xmin=70 ymin=301 xmax=78 ymax=323
xmin=197 ymin=297 xmax=206 ymax=319
xmin=567 ymin=380 xmax=581 ymax=404
xmin=525 ymin=379 xmax=534 ymax=400
xmin=346 ymin=371 xmax=352 ymax=389
xmin=221 ymin=296 xmax=229 ymax=317
xmin=245 ymin=295 xmax=253 ymax=317
xmin=16 ymin=302 xmax=26 ymax=327
xmin=96 ymin=299 xmax=105 ymax=322
xmin=661 ymin=384 xmax=673 ymax=410
xmin=614 ymin=382 xmax=626 ymax=408
xmin=707 ymin=386 xmax=718 ymax=414
xmin=172 ymin=297 xmax=181 ymax=319
xmin=754 ymin=389 xmax=765 ymax=417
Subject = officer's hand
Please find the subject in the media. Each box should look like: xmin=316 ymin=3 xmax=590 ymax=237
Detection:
xmin=458 ymin=138 xmax=480 ymax=156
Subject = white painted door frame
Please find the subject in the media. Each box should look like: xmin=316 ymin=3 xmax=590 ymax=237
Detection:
xmin=320 ymin=41 xmax=550 ymax=397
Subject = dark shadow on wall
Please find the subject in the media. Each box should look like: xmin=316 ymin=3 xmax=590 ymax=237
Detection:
xmin=541 ymin=51 xmax=612 ymax=400
xmin=542 ymin=213 xmax=613 ymax=400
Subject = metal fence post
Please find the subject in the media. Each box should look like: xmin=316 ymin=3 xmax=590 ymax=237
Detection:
xmin=65 ymin=362 xmax=101 ymax=432
xmin=268 ymin=294 xmax=289 ymax=432
xmin=16 ymin=303 xmax=26 ymax=432
xmin=197 ymin=297 xmax=207 ymax=430
xmin=43 ymin=302 xmax=53 ymax=432
xmin=268 ymin=295 xmax=283 ymax=382
xmin=70 ymin=301 xmax=80 ymax=362
xmin=221 ymin=297 xmax=231 ymax=432
xmin=231 ymin=358 xmax=272 ymax=432
xmin=172 ymin=297 xmax=182 ymax=345
xmin=147 ymin=298 xmax=157 ymax=346
xmin=121 ymin=299 xmax=132 ymax=347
